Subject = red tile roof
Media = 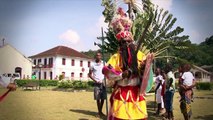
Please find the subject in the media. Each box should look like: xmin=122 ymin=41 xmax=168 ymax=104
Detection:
xmin=29 ymin=46 xmax=92 ymax=59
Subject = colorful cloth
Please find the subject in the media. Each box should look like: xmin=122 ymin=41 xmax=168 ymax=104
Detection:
xmin=180 ymin=89 xmax=192 ymax=117
xmin=109 ymin=86 xmax=147 ymax=120
xmin=103 ymin=51 xmax=149 ymax=120
xmin=145 ymin=66 xmax=154 ymax=93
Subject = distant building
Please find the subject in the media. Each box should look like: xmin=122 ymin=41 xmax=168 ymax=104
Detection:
xmin=29 ymin=46 xmax=92 ymax=80
xmin=191 ymin=65 xmax=212 ymax=82
xmin=0 ymin=44 xmax=32 ymax=79
xmin=200 ymin=65 xmax=213 ymax=82
xmin=174 ymin=65 xmax=212 ymax=82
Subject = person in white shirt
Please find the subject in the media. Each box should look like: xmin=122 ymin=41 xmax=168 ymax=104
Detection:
xmin=179 ymin=64 xmax=196 ymax=120
xmin=180 ymin=64 xmax=196 ymax=100
xmin=155 ymin=68 xmax=166 ymax=115
xmin=88 ymin=52 xmax=106 ymax=118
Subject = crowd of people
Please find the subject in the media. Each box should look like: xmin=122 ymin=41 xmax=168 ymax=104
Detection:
xmin=154 ymin=63 xmax=196 ymax=120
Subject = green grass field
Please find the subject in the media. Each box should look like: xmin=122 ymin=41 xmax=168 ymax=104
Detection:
xmin=0 ymin=87 xmax=213 ymax=120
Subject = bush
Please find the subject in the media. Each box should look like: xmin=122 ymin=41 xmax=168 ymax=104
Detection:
xmin=59 ymin=75 xmax=64 ymax=80
xmin=16 ymin=79 xmax=58 ymax=87
xmin=196 ymin=82 xmax=213 ymax=90
xmin=72 ymin=81 xmax=88 ymax=89
xmin=57 ymin=80 xmax=94 ymax=89
xmin=58 ymin=80 xmax=73 ymax=88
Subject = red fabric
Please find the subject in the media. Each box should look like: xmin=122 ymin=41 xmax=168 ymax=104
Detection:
xmin=0 ymin=89 xmax=11 ymax=102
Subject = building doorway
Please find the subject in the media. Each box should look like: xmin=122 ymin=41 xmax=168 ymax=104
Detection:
xmin=15 ymin=67 xmax=22 ymax=79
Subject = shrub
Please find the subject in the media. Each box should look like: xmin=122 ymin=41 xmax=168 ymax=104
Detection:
xmin=59 ymin=75 xmax=64 ymax=80
xmin=72 ymin=81 xmax=88 ymax=89
xmin=58 ymin=80 xmax=73 ymax=88
xmin=57 ymin=80 xmax=95 ymax=89
xmin=16 ymin=79 xmax=58 ymax=87
xmin=196 ymin=82 xmax=213 ymax=90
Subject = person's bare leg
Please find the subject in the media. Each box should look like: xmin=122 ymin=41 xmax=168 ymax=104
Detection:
xmin=100 ymin=99 xmax=105 ymax=116
xmin=96 ymin=100 xmax=101 ymax=117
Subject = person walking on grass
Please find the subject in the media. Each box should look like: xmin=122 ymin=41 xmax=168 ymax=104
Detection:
xmin=88 ymin=51 xmax=106 ymax=118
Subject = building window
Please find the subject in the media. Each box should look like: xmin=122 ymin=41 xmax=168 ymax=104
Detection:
xmin=88 ymin=61 xmax=91 ymax=67
xmin=38 ymin=59 xmax=41 ymax=64
xmin=80 ymin=60 xmax=83 ymax=67
xmin=71 ymin=59 xmax=75 ymax=66
xmin=50 ymin=71 xmax=53 ymax=80
xmin=71 ymin=72 xmax=74 ymax=77
xmin=34 ymin=59 xmax=36 ymax=65
xmin=62 ymin=58 xmax=66 ymax=65
xmin=44 ymin=72 xmax=47 ymax=79
xmin=49 ymin=58 xmax=53 ymax=67
xmin=44 ymin=58 xmax=47 ymax=65
xmin=80 ymin=73 xmax=83 ymax=78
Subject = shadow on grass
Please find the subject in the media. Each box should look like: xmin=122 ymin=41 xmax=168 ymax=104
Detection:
xmin=69 ymin=109 xmax=107 ymax=120
xmin=22 ymin=89 xmax=38 ymax=91
xmin=147 ymin=101 xmax=165 ymax=120
xmin=69 ymin=109 xmax=97 ymax=116
xmin=194 ymin=114 xmax=213 ymax=120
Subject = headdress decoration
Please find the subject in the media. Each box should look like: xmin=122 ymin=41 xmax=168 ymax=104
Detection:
xmin=110 ymin=7 xmax=133 ymax=41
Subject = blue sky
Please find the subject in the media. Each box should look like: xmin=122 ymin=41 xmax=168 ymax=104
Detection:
xmin=0 ymin=0 xmax=213 ymax=57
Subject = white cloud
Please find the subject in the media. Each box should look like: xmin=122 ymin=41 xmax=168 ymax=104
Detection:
xmin=88 ymin=16 xmax=108 ymax=38
xmin=59 ymin=29 xmax=80 ymax=44
xmin=97 ymin=16 xmax=108 ymax=32
xmin=189 ymin=30 xmax=201 ymax=43
xmin=86 ymin=16 xmax=109 ymax=50
xmin=151 ymin=0 xmax=173 ymax=10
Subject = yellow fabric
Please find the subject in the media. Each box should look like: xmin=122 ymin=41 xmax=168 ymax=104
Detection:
xmin=107 ymin=51 xmax=146 ymax=72
xmin=112 ymin=99 xmax=147 ymax=119
xmin=137 ymin=51 xmax=146 ymax=63
xmin=107 ymin=51 xmax=147 ymax=119
xmin=107 ymin=53 xmax=122 ymax=72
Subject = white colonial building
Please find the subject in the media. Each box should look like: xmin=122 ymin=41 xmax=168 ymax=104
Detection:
xmin=0 ymin=44 xmax=32 ymax=79
xmin=29 ymin=46 xmax=92 ymax=80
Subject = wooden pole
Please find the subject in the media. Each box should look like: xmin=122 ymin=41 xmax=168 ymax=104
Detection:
xmin=100 ymin=27 xmax=109 ymax=116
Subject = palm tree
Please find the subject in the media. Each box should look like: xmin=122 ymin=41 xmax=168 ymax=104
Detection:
xmin=98 ymin=0 xmax=190 ymax=61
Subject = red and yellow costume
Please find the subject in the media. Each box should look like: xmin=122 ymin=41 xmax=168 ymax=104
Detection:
xmin=102 ymin=7 xmax=153 ymax=120
xmin=103 ymin=51 xmax=148 ymax=120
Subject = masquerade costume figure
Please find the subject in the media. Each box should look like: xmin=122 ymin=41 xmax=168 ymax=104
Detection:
xmin=102 ymin=8 xmax=153 ymax=120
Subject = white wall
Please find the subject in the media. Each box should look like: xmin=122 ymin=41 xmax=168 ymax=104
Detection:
xmin=0 ymin=45 xmax=32 ymax=78
xmin=54 ymin=55 xmax=91 ymax=80
xmin=32 ymin=55 xmax=91 ymax=80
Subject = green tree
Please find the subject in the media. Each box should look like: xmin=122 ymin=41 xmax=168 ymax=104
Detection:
xmin=199 ymin=35 xmax=213 ymax=65
xmin=98 ymin=0 xmax=189 ymax=64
